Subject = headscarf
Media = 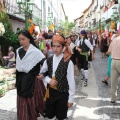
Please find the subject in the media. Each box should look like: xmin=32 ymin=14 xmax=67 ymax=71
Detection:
xmin=52 ymin=34 xmax=72 ymax=62
xmin=17 ymin=30 xmax=38 ymax=48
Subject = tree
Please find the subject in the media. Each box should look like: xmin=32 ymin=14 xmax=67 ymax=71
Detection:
xmin=0 ymin=2 xmax=19 ymax=56
xmin=57 ymin=16 xmax=75 ymax=36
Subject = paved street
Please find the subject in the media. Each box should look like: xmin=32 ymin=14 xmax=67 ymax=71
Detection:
xmin=0 ymin=48 xmax=120 ymax=120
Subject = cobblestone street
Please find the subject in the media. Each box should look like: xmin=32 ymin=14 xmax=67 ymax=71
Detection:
xmin=92 ymin=48 xmax=120 ymax=120
xmin=0 ymin=48 xmax=120 ymax=120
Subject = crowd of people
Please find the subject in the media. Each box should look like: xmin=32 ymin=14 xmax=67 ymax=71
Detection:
xmin=1 ymin=28 xmax=120 ymax=120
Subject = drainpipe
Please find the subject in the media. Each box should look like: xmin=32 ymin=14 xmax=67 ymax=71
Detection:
xmin=118 ymin=0 xmax=120 ymax=34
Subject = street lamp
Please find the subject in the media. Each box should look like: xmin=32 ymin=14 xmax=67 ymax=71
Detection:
xmin=16 ymin=0 xmax=34 ymax=29
xmin=112 ymin=6 xmax=118 ymax=14
xmin=101 ymin=17 xmax=106 ymax=27
xmin=111 ymin=15 xmax=114 ymax=21
xmin=47 ymin=12 xmax=54 ymax=29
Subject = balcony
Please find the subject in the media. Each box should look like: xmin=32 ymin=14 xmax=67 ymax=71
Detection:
xmin=4 ymin=0 xmax=41 ymax=25
xmin=101 ymin=4 xmax=119 ymax=20
xmin=5 ymin=0 xmax=25 ymax=22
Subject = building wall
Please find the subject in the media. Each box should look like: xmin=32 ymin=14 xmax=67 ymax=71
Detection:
xmin=10 ymin=19 xmax=24 ymax=33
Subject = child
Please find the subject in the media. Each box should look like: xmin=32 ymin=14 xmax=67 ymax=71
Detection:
xmin=39 ymin=34 xmax=75 ymax=120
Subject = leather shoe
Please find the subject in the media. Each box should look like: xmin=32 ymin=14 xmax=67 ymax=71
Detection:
xmin=111 ymin=100 xmax=115 ymax=103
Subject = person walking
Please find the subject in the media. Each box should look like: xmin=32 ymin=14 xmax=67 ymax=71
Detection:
xmin=16 ymin=30 xmax=46 ymax=120
xmin=76 ymin=30 xmax=94 ymax=86
xmin=40 ymin=34 xmax=75 ymax=120
xmin=102 ymin=33 xmax=116 ymax=84
xmin=100 ymin=33 xmax=108 ymax=58
xmin=108 ymin=34 xmax=120 ymax=103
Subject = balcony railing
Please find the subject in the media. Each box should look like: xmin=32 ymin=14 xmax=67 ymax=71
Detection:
xmin=5 ymin=0 xmax=25 ymax=20
xmin=101 ymin=4 xmax=119 ymax=20
xmin=4 ymin=0 xmax=42 ymax=25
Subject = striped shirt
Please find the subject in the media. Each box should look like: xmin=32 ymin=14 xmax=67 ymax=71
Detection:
xmin=108 ymin=36 xmax=120 ymax=59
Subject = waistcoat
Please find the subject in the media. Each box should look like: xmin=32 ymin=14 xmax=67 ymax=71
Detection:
xmin=47 ymin=56 xmax=70 ymax=92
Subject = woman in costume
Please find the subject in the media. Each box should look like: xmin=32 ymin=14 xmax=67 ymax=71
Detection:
xmin=39 ymin=34 xmax=75 ymax=120
xmin=16 ymin=30 xmax=46 ymax=120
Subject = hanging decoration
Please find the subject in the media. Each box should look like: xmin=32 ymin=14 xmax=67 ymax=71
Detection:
xmin=110 ymin=21 xmax=115 ymax=30
xmin=28 ymin=19 xmax=35 ymax=35
xmin=0 ymin=22 xmax=5 ymax=36
xmin=49 ymin=24 xmax=54 ymax=30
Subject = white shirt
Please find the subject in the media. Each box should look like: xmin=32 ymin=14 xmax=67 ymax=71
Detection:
xmin=40 ymin=53 xmax=75 ymax=103
xmin=75 ymin=39 xmax=79 ymax=45
xmin=88 ymin=38 xmax=96 ymax=47
xmin=77 ymin=38 xmax=93 ymax=50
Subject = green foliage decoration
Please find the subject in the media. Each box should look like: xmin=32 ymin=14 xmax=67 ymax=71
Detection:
xmin=0 ymin=5 xmax=19 ymax=55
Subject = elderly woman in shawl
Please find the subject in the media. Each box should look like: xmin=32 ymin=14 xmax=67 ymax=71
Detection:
xmin=39 ymin=34 xmax=75 ymax=120
xmin=16 ymin=30 xmax=46 ymax=120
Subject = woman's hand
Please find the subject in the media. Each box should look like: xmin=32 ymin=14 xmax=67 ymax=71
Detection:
xmin=37 ymin=74 xmax=44 ymax=80
xmin=68 ymin=102 xmax=73 ymax=108
xmin=49 ymin=79 xmax=58 ymax=86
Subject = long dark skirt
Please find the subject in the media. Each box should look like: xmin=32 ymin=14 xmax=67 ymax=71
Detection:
xmin=17 ymin=78 xmax=46 ymax=120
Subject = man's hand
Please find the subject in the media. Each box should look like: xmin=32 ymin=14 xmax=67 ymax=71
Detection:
xmin=37 ymin=74 xmax=44 ymax=80
xmin=49 ymin=79 xmax=58 ymax=86
xmin=3 ymin=56 xmax=6 ymax=59
xmin=68 ymin=102 xmax=73 ymax=108
xmin=76 ymin=46 xmax=82 ymax=52
xmin=91 ymin=50 xmax=94 ymax=60
xmin=92 ymin=55 xmax=94 ymax=60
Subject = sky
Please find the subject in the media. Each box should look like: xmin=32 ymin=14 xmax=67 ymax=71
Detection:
xmin=61 ymin=0 xmax=92 ymax=22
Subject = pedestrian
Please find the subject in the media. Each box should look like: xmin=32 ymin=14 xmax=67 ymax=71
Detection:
xmin=66 ymin=35 xmax=79 ymax=65
xmin=108 ymin=34 xmax=120 ymax=103
xmin=100 ymin=33 xmax=108 ymax=58
xmin=76 ymin=30 xmax=94 ymax=86
xmin=16 ymin=30 xmax=46 ymax=120
xmin=40 ymin=34 xmax=75 ymax=120
xmin=87 ymin=31 xmax=94 ymax=67
xmin=46 ymin=34 xmax=54 ymax=58
xmin=65 ymin=35 xmax=80 ymax=76
xmin=70 ymin=33 xmax=76 ymax=44
xmin=102 ymin=33 xmax=116 ymax=84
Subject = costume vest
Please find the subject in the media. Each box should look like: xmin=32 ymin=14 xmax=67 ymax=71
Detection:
xmin=89 ymin=37 xmax=93 ymax=45
xmin=47 ymin=56 xmax=69 ymax=92
xmin=79 ymin=38 xmax=89 ymax=52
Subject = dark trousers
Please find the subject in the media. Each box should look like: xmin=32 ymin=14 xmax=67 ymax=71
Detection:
xmin=79 ymin=54 xmax=88 ymax=70
xmin=45 ymin=88 xmax=69 ymax=120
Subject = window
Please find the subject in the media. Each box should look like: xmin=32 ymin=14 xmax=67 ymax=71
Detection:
xmin=48 ymin=6 xmax=50 ymax=12
xmin=43 ymin=0 xmax=46 ymax=22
